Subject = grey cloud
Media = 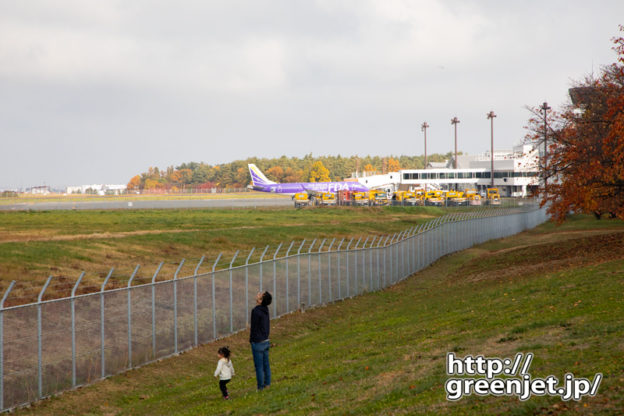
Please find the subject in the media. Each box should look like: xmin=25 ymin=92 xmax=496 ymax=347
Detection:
xmin=1 ymin=0 xmax=623 ymax=188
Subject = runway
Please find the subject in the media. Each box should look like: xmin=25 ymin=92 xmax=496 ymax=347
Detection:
xmin=0 ymin=197 xmax=293 ymax=211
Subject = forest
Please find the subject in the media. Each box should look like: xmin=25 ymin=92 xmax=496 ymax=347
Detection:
xmin=126 ymin=153 xmax=456 ymax=190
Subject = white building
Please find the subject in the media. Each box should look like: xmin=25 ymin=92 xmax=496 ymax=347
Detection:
xmin=357 ymin=144 xmax=541 ymax=197
xmin=27 ymin=186 xmax=51 ymax=195
xmin=66 ymin=184 xmax=127 ymax=195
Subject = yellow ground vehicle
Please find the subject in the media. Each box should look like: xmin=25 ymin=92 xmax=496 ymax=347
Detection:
xmin=424 ymin=190 xmax=444 ymax=206
xmin=413 ymin=189 xmax=425 ymax=205
xmin=319 ymin=192 xmax=337 ymax=206
xmin=464 ymin=188 xmax=482 ymax=206
xmin=353 ymin=191 xmax=369 ymax=206
xmin=293 ymin=192 xmax=310 ymax=208
xmin=401 ymin=191 xmax=420 ymax=205
xmin=446 ymin=190 xmax=467 ymax=206
xmin=393 ymin=191 xmax=417 ymax=206
xmin=369 ymin=190 xmax=389 ymax=206
xmin=393 ymin=191 xmax=406 ymax=205
xmin=487 ymin=188 xmax=501 ymax=205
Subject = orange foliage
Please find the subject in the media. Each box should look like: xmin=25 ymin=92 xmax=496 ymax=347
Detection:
xmin=387 ymin=158 xmax=401 ymax=172
xmin=266 ymin=166 xmax=284 ymax=182
xmin=526 ymin=26 xmax=624 ymax=221
xmin=127 ymin=175 xmax=141 ymax=190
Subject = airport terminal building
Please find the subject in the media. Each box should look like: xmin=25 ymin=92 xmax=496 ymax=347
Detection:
xmin=358 ymin=144 xmax=541 ymax=197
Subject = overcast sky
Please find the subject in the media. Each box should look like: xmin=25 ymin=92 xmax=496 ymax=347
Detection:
xmin=1 ymin=1 xmax=623 ymax=189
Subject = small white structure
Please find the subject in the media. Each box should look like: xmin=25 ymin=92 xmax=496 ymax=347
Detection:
xmin=66 ymin=184 xmax=127 ymax=195
xmin=27 ymin=186 xmax=51 ymax=195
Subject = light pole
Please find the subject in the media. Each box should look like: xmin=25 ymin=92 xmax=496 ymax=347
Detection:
xmin=421 ymin=121 xmax=429 ymax=192
xmin=540 ymin=102 xmax=551 ymax=194
xmin=451 ymin=117 xmax=460 ymax=191
xmin=486 ymin=111 xmax=496 ymax=188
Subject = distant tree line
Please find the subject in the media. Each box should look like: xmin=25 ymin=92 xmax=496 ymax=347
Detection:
xmin=126 ymin=153 xmax=456 ymax=191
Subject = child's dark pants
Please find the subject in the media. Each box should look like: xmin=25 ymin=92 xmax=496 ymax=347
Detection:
xmin=219 ymin=379 xmax=230 ymax=397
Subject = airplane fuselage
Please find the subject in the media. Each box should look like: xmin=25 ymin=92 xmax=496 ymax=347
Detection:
xmin=253 ymin=181 xmax=368 ymax=194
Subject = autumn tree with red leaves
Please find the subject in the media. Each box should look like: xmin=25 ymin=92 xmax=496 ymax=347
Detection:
xmin=526 ymin=26 xmax=624 ymax=222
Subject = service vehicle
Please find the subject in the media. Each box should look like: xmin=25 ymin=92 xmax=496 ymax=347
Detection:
xmin=319 ymin=192 xmax=337 ymax=206
xmin=353 ymin=191 xmax=369 ymax=206
xmin=464 ymin=188 xmax=482 ymax=206
xmin=370 ymin=190 xmax=389 ymax=206
xmin=446 ymin=190 xmax=468 ymax=206
xmin=424 ymin=190 xmax=444 ymax=206
xmin=487 ymin=188 xmax=501 ymax=205
xmin=393 ymin=191 xmax=419 ymax=205
xmin=293 ymin=192 xmax=311 ymax=208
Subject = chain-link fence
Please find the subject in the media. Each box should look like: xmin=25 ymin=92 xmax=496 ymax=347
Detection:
xmin=0 ymin=205 xmax=548 ymax=411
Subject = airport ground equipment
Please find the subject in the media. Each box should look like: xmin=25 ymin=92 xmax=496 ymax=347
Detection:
xmin=293 ymin=192 xmax=311 ymax=208
xmin=464 ymin=188 xmax=482 ymax=206
xmin=392 ymin=191 xmax=420 ymax=206
xmin=353 ymin=191 xmax=369 ymax=206
xmin=369 ymin=190 xmax=389 ymax=206
xmin=487 ymin=188 xmax=502 ymax=205
xmin=446 ymin=190 xmax=468 ymax=206
xmin=424 ymin=190 xmax=444 ymax=206
xmin=318 ymin=192 xmax=337 ymax=206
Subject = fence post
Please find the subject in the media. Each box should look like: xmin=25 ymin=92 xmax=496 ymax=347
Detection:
xmin=151 ymin=262 xmax=164 ymax=359
xmin=383 ymin=235 xmax=390 ymax=287
xmin=0 ymin=280 xmax=15 ymax=411
xmin=244 ymin=249 xmax=255 ymax=328
xmin=37 ymin=276 xmax=53 ymax=399
xmin=193 ymin=256 xmax=204 ymax=347
xmin=296 ymin=241 xmax=306 ymax=310
xmin=336 ymin=239 xmax=344 ymax=299
xmin=401 ymin=230 xmax=407 ymax=278
xmin=346 ymin=238 xmax=354 ymax=297
xmin=124 ymin=265 xmax=140 ymax=368
xmin=259 ymin=245 xmax=269 ymax=291
xmin=211 ymin=253 xmax=223 ymax=340
xmin=368 ymin=237 xmax=376 ymax=290
xmin=228 ymin=252 xmax=239 ymax=332
xmin=399 ymin=231 xmax=406 ymax=279
xmin=361 ymin=237 xmax=370 ymax=292
xmin=411 ymin=226 xmax=418 ymax=274
xmin=317 ymin=239 xmax=326 ymax=304
xmin=327 ymin=238 xmax=336 ymax=301
xmin=394 ymin=231 xmax=401 ymax=280
xmin=285 ymin=241 xmax=295 ymax=313
xmin=272 ymin=243 xmax=283 ymax=316
xmin=425 ymin=220 xmax=432 ymax=266
xmin=100 ymin=268 xmax=113 ymax=379
xmin=70 ymin=271 xmax=85 ymax=388
xmin=353 ymin=237 xmax=361 ymax=295
xmin=307 ymin=240 xmax=317 ymax=307
xmin=417 ymin=224 xmax=425 ymax=270
xmin=173 ymin=259 xmax=185 ymax=354
xmin=389 ymin=232 xmax=396 ymax=282
xmin=376 ymin=236 xmax=383 ymax=289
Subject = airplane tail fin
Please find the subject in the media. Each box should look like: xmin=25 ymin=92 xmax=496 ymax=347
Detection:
xmin=248 ymin=164 xmax=276 ymax=186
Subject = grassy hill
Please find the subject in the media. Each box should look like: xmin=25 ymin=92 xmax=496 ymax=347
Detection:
xmin=16 ymin=215 xmax=624 ymax=415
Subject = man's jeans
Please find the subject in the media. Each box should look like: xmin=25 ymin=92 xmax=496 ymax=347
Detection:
xmin=251 ymin=340 xmax=271 ymax=390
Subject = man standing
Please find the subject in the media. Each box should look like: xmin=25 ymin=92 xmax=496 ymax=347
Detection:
xmin=250 ymin=291 xmax=272 ymax=391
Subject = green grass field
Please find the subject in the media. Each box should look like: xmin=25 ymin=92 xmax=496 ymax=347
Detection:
xmin=13 ymin=215 xmax=624 ymax=415
xmin=0 ymin=206 xmax=454 ymax=304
